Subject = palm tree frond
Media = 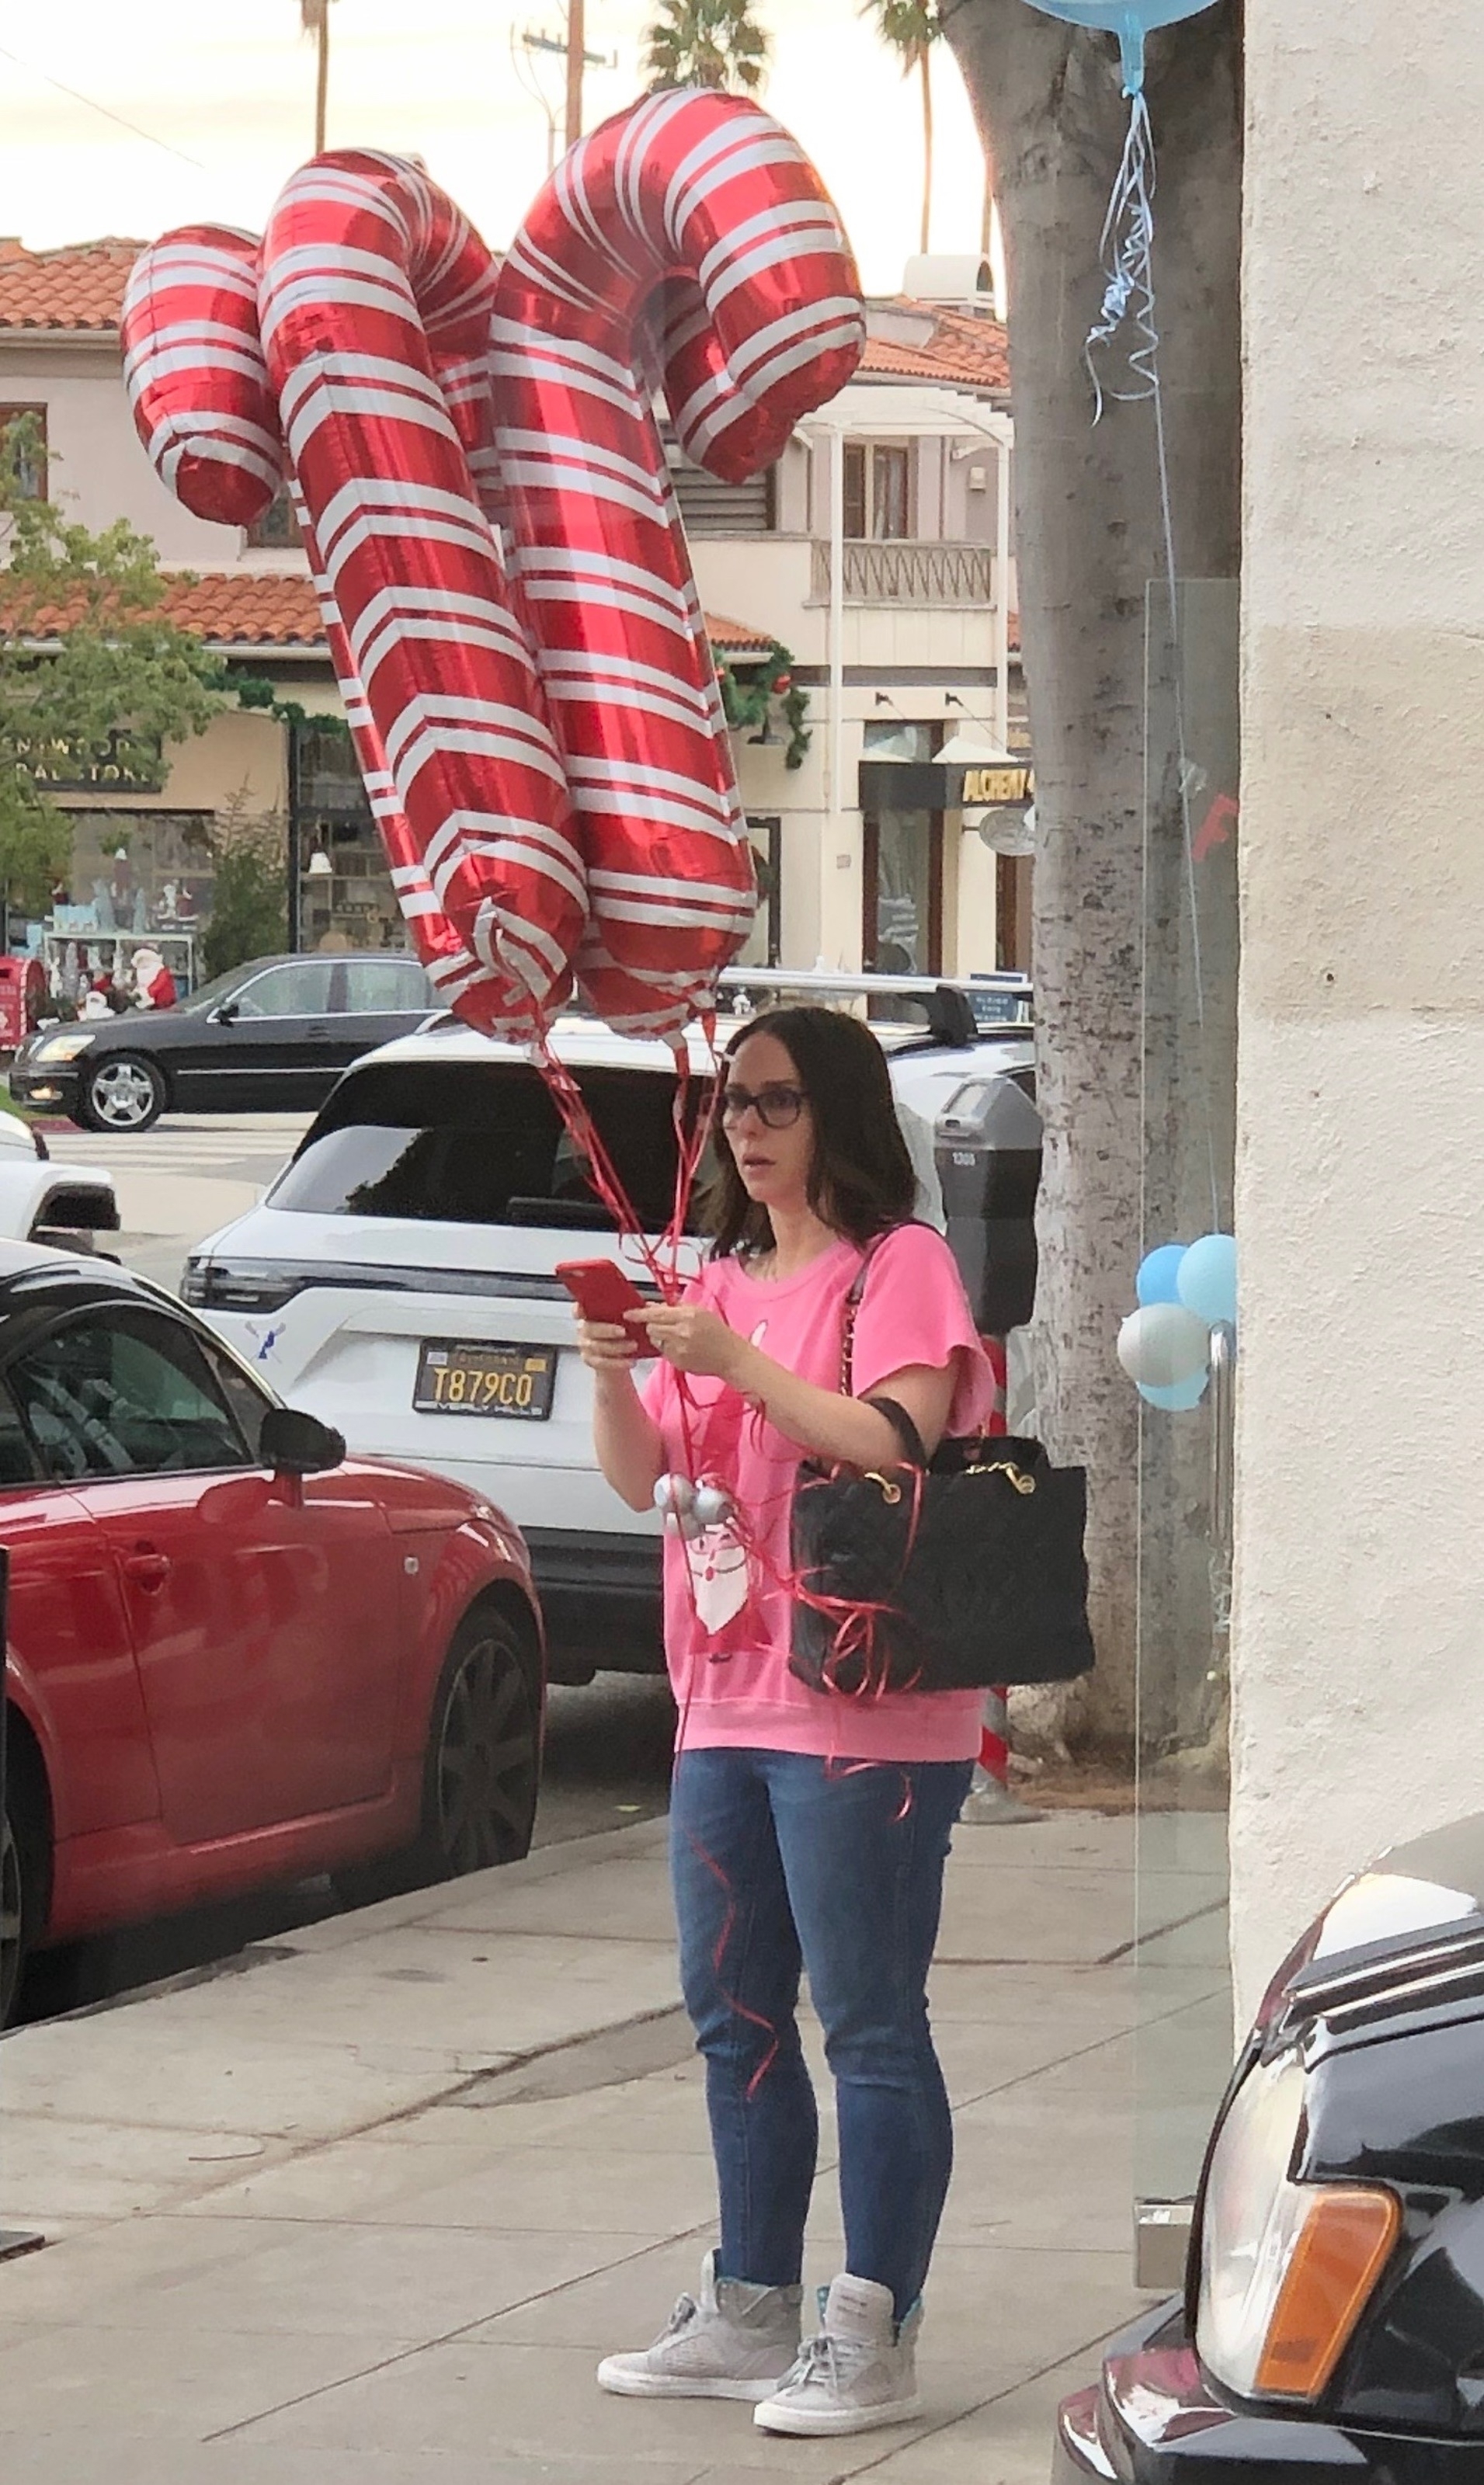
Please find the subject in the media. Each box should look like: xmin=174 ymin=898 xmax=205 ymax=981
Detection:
xmin=641 ymin=0 xmax=771 ymax=96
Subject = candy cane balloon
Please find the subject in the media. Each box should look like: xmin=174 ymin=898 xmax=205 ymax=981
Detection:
xmin=492 ymin=89 xmax=864 ymax=1032
xmin=123 ymin=103 xmax=864 ymax=1042
xmin=258 ymin=152 xmax=586 ymax=1028
xmin=123 ymin=165 xmax=586 ymax=1034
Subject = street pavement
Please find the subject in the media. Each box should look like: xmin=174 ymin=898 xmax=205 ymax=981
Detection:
xmin=0 ymin=1804 xmax=1233 ymax=2483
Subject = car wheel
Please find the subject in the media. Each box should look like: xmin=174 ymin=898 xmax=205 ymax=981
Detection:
xmin=1 ymin=1740 xmax=47 ymax=2028
xmin=333 ymin=1605 xmax=540 ymax=1910
xmin=76 ymin=1054 xmax=168 ymax=1135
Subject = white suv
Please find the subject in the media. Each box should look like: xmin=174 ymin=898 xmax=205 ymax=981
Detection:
xmin=182 ymin=975 xmax=1038 ymax=1680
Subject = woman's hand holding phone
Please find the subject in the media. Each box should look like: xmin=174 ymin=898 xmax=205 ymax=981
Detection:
xmin=575 ymin=1314 xmax=644 ymax=1375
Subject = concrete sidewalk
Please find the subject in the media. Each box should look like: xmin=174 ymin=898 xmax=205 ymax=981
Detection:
xmin=0 ymin=1806 xmax=1231 ymax=2483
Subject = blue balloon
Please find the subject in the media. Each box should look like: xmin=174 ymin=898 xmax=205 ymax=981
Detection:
xmin=1020 ymin=0 xmax=1222 ymax=92
xmin=1176 ymin=1232 xmax=1238 ymax=1330
xmin=1138 ymin=1370 xmax=1209 ymax=1413
xmin=1135 ymin=1242 xmax=1187 ymax=1307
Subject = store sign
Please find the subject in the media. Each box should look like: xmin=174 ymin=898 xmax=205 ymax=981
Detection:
xmin=858 ymin=756 xmax=1036 ymax=814
xmin=961 ymin=763 xmax=1034 ymax=806
xmin=9 ymin=728 xmax=165 ymax=791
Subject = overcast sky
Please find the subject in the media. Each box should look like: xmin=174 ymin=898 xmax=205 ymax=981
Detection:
xmin=0 ymin=0 xmax=991 ymax=294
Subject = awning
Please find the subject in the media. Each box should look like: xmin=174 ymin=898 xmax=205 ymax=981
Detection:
xmin=859 ymin=757 xmax=1034 ymax=812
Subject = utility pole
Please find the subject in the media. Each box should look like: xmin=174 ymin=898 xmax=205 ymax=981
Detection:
xmin=565 ymin=0 xmax=585 ymax=147
xmin=301 ymin=0 xmax=334 ymax=155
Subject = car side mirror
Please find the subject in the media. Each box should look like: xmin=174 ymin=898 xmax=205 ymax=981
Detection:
xmin=209 ymin=999 xmax=240 ymax=1026
xmin=260 ymin=1406 xmax=346 ymax=1476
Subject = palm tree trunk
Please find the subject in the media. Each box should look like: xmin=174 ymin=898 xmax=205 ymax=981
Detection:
xmin=566 ymin=0 xmax=585 ymax=148
xmin=979 ymin=144 xmax=996 ymax=259
xmin=919 ymin=47 xmax=933 ymax=254
xmin=315 ymin=12 xmax=330 ymax=154
xmin=947 ymin=0 xmax=1242 ymax=1757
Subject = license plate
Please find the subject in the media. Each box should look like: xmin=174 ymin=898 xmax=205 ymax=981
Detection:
xmin=413 ymin=1340 xmax=557 ymax=1420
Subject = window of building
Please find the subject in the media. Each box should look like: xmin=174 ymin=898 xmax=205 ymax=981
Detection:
xmin=862 ymin=720 xmax=934 ymax=764
xmin=843 ymin=443 xmax=912 ymax=540
xmin=0 ymin=405 xmax=48 ymax=500
xmin=862 ymin=808 xmax=944 ymax=978
xmin=662 ymin=426 xmax=777 ymax=536
xmin=735 ymin=818 xmax=782 ymax=968
xmin=245 ymin=483 xmax=301 ymax=551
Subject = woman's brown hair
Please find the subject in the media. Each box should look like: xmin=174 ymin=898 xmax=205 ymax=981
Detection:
xmin=706 ymin=1006 xmax=918 ymax=1258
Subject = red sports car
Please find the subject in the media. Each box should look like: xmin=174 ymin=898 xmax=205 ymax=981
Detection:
xmin=0 ymin=1242 xmax=544 ymax=2021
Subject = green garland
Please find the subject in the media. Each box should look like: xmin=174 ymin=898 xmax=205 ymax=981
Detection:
xmin=238 ymin=645 xmax=812 ymax=774
xmin=715 ymin=637 xmax=811 ymax=770
xmin=234 ymin=674 xmax=343 ymax=736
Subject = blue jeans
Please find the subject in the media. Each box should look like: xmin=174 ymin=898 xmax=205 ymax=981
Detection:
xmin=669 ymin=1746 xmax=972 ymax=2321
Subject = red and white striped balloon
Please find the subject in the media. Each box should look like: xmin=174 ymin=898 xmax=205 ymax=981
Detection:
xmin=493 ymin=89 xmax=863 ymax=1032
xmin=122 ymin=98 xmax=864 ymax=1040
xmin=124 ymin=161 xmax=584 ymax=1034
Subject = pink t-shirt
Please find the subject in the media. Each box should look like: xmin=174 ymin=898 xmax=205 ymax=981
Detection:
xmin=641 ymin=1222 xmax=996 ymax=1762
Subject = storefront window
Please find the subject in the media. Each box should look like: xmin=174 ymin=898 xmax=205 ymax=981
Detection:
xmin=863 ymin=808 xmax=942 ymax=975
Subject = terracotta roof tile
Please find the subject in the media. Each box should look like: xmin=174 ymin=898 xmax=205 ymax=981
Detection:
xmin=705 ymin=612 xmax=773 ymax=657
xmin=0 ymin=238 xmax=141 ymax=332
xmin=161 ymin=570 xmax=326 ymax=645
xmin=0 ymin=242 xmax=1013 ymax=408
xmin=862 ymin=300 xmax=1010 ymax=396
xmin=2 ymin=565 xmax=776 ymax=661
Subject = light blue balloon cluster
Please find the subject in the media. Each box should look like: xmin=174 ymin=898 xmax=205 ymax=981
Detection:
xmin=1018 ymin=0 xmax=1222 ymax=96
xmin=1116 ymin=1232 xmax=1237 ymax=1413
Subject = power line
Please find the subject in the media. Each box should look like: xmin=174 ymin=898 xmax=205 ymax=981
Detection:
xmin=0 ymin=40 xmax=208 ymax=172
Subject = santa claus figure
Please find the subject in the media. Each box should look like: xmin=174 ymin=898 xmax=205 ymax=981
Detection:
xmin=131 ymin=946 xmax=177 ymax=1011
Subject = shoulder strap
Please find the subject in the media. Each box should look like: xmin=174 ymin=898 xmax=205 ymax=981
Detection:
xmin=839 ymin=1222 xmax=916 ymax=1394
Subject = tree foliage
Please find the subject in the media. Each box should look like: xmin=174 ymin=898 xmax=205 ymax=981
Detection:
xmin=642 ymin=0 xmax=770 ymax=95
xmin=200 ymin=805 xmax=289 ymax=981
xmin=0 ymin=416 xmax=229 ymax=911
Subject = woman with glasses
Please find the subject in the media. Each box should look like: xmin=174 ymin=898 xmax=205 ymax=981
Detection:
xmin=577 ymin=1006 xmax=996 ymax=2441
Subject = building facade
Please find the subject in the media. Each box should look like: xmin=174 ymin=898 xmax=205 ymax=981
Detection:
xmin=0 ymin=238 xmax=1024 ymax=988
xmin=1231 ymin=0 xmax=1484 ymax=2023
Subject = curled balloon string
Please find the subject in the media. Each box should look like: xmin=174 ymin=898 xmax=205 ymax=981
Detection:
xmin=1084 ymin=89 xmax=1157 ymax=419
xmin=1080 ymin=75 xmax=1222 ymax=1232
xmin=683 ymin=1823 xmax=780 ymax=2101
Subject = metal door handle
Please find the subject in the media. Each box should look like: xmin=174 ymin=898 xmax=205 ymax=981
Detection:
xmin=123 ymin=1550 xmax=171 ymax=1592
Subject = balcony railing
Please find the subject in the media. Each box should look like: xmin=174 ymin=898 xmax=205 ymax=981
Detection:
xmin=810 ymin=539 xmax=996 ymax=606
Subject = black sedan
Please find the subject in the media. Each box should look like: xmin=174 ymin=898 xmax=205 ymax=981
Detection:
xmin=1055 ymin=1812 xmax=1484 ymax=2482
xmin=10 ymin=953 xmax=434 ymax=1133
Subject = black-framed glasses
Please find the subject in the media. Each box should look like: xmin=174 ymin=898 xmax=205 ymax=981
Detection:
xmin=719 ymin=1082 xmax=808 ymax=1131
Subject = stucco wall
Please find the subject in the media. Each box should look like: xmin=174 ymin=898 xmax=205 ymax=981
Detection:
xmin=1232 ymin=2 xmax=1484 ymax=2022
xmin=0 ymin=341 xmax=245 ymax=566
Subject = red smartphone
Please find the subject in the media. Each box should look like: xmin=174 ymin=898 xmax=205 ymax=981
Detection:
xmin=556 ymin=1258 xmax=647 ymax=1326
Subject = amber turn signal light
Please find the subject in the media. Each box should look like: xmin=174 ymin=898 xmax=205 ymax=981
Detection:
xmin=1254 ymin=2185 xmax=1401 ymax=2400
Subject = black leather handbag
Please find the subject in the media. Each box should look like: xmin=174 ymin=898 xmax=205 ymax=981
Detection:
xmin=788 ymin=1242 xmax=1095 ymax=1698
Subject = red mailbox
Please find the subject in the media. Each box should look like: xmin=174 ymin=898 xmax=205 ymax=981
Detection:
xmin=0 ymin=957 xmax=45 ymax=1050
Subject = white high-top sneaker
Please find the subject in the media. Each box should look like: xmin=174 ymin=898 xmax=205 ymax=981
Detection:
xmin=753 ymin=2272 xmax=923 ymax=2436
xmin=597 ymin=2250 xmax=802 ymax=2401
